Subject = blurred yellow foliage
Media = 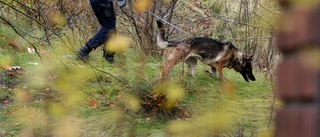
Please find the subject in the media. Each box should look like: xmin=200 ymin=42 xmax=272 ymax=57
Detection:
xmin=167 ymin=112 xmax=235 ymax=136
xmin=13 ymin=46 xmax=91 ymax=136
xmin=292 ymin=0 xmax=320 ymax=8
xmin=65 ymin=93 xmax=84 ymax=107
xmin=54 ymin=72 xmax=85 ymax=110
xmin=133 ymin=0 xmax=153 ymax=13
xmin=258 ymin=129 xmax=274 ymax=137
xmin=166 ymin=94 xmax=242 ymax=136
xmin=300 ymin=46 xmax=320 ymax=70
xmin=154 ymin=82 xmax=185 ymax=109
xmin=51 ymin=13 xmax=66 ymax=28
xmin=122 ymin=95 xmax=141 ymax=112
xmin=105 ymin=34 xmax=131 ymax=54
xmin=166 ymin=121 xmax=190 ymax=135
xmin=72 ymin=67 xmax=95 ymax=82
xmin=15 ymin=89 xmax=30 ymax=103
xmin=196 ymin=112 xmax=234 ymax=130
xmin=0 ymin=55 xmax=11 ymax=67
xmin=220 ymin=81 xmax=236 ymax=96
xmin=49 ymin=104 xmax=65 ymax=117
xmin=15 ymin=107 xmax=47 ymax=129
xmin=53 ymin=117 xmax=82 ymax=137
xmin=108 ymin=110 xmax=125 ymax=123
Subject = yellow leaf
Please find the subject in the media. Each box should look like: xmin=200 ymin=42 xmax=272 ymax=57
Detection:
xmin=0 ymin=56 xmax=11 ymax=68
xmin=122 ymin=95 xmax=141 ymax=112
xmin=292 ymin=0 xmax=320 ymax=8
xmin=105 ymin=34 xmax=131 ymax=54
xmin=15 ymin=107 xmax=47 ymax=128
xmin=166 ymin=121 xmax=191 ymax=135
xmin=154 ymin=82 xmax=185 ymax=109
xmin=52 ymin=13 xmax=66 ymax=28
xmin=53 ymin=117 xmax=81 ymax=137
xmin=133 ymin=0 xmax=153 ymax=13
xmin=167 ymin=112 xmax=235 ymax=136
xmin=300 ymin=46 xmax=320 ymax=70
xmin=65 ymin=93 xmax=83 ymax=107
xmin=220 ymin=81 xmax=236 ymax=96
xmin=49 ymin=104 xmax=65 ymax=117
xmin=258 ymin=129 xmax=275 ymax=137
xmin=89 ymin=100 xmax=98 ymax=108
xmin=15 ymin=89 xmax=30 ymax=103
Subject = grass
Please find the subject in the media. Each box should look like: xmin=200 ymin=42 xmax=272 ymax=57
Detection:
xmin=88 ymin=50 xmax=274 ymax=136
xmin=0 ymin=25 xmax=276 ymax=137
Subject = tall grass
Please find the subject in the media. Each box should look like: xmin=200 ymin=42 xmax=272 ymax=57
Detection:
xmin=1 ymin=28 xmax=275 ymax=136
xmin=0 ymin=0 xmax=278 ymax=136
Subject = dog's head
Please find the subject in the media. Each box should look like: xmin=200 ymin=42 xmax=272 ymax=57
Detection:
xmin=234 ymin=55 xmax=256 ymax=82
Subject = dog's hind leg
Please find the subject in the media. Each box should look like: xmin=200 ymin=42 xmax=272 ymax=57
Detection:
xmin=211 ymin=66 xmax=217 ymax=77
xmin=160 ymin=43 xmax=191 ymax=83
xmin=160 ymin=60 xmax=176 ymax=83
xmin=186 ymin=57 xmax=197 ymax=77
xmin=205 ymin=66 xmax=217 ymax=77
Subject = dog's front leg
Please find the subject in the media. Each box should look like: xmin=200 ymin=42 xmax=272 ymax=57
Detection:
xmin=215 ymin=62 xmax=224 ymax=81
xmin=186 ymin=57 xmax=197 ymax=77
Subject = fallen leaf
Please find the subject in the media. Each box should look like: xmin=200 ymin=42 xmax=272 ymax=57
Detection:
xmin=7 ymin=73 xmax=15 ymax=76
xmin=89 ymin=100 xmax=98 ymax=108
xmin=2 ymin=100 xmax=9 ymax=104
xmin=3 ymin=65 xmax=11 ymax=70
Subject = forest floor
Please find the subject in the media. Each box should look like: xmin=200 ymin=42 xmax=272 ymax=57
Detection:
xmin=0 ymin=45 xmax=278 ymax=137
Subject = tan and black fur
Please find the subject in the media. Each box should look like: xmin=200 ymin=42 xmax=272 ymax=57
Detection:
xmin=156 ymin=20 xmax=255 ymax=82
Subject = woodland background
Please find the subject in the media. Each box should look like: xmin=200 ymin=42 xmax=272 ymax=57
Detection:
xmin=0 ymin=0 xmax=279 ymax=136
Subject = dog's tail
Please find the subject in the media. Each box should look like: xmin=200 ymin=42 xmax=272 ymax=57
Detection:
xmin=156 ymin=20 xmax=179 ymax=49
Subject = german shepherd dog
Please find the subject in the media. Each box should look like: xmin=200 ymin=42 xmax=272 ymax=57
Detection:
xmin=156 ymin=20 xmax=256 ymax=82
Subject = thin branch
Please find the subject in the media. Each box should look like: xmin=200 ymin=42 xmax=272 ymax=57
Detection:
xmin=0 ymin=1 xmax=62 ymax=37
xmin=93 ymin=67 xmax=137 ymax=95
xmin=255 ymin=1 xmax=281 ymax=15
xmin=0 ymin=16 xmax=43 ymax=62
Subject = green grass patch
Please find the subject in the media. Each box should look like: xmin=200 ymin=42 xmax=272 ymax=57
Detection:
xmin=0 ymin=25 xmax=276 ymax=137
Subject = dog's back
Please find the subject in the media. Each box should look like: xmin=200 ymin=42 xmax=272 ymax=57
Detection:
xmin=188 ymin=37 xmax=238 ymax=60
xmin=156 ymin=20 xmax=237 ymax=60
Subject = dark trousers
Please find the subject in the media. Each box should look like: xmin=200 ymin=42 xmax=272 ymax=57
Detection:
xmin=86 ymin=0 xmax=116 ymax=50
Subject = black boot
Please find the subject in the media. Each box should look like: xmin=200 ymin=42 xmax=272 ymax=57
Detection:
xmin=103 ymin=50 xmax=115 ymax=63
xmin=77 ymin=45 xmax=91 ymax=61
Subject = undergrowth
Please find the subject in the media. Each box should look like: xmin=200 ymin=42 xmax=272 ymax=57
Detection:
xmin=0 ymin=23 xmax=276 ymax=137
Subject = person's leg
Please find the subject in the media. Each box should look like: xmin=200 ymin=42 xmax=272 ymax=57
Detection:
xmin=96 ymin=0 xmax=116 ymax=62
xmin=77 ymin=0 xmax=116 ymax=61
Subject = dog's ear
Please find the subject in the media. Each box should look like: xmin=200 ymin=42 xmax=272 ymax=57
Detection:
xmin=241 ymin=55 xmax=249 ymax=67
xmin=156 ymin=20 xmax=164 ymax=28
xmin=244 ymin=55 xmax=253 ymax=63
xmin=222 ymin=41 xmax=233 ymax=46
xmin=237 ymin=56 xmax=243 ymax=65
xmin=249 ymin=55 xmax=253 ymax=61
